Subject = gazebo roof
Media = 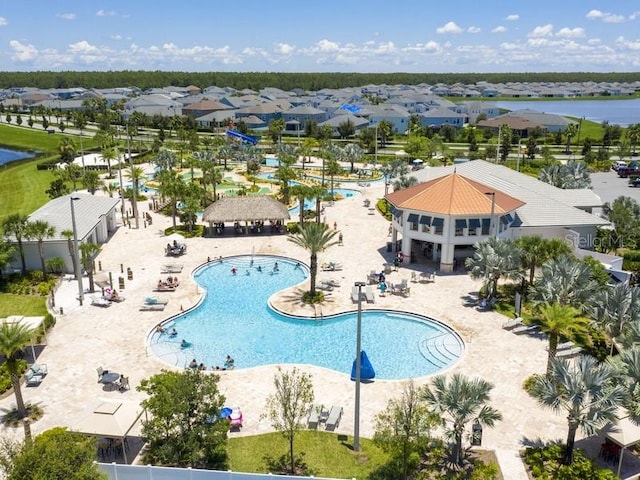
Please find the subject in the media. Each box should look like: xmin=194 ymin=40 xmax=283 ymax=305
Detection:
xmin=385 ymin=172 xmax=525 ymax=216
xmin=202 ymin=196 xmax=290 ymax=223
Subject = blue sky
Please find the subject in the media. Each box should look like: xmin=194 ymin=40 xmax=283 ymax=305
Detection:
xmin=1 ymin=1 xmax=639 ymax=72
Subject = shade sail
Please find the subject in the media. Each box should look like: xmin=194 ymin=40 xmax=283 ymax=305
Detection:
xmin=73 ymin=400 xmax=144 ymax=439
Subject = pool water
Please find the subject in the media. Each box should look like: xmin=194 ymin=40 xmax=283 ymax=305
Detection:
xmin=147 ymin=255 xmax=463 ymax=379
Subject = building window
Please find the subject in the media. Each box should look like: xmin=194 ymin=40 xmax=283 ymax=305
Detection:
xmin=407 ymin=213 xmax=419 ymax=231
xmin=481 ymin=218 xmax=491 ymax=236
xmin=468 ymin=218 xmax=480 ymax=236
xmin=410 ymin=222 xmax=418 ymax=231
xmin=432 ymin=217 xmax=444 ymax=235
xmin=454 ymin=219 xmax=467 ymax=237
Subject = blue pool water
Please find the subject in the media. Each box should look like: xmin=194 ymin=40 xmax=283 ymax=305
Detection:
xmin=147 ymin=255 xmax=463 ymax=379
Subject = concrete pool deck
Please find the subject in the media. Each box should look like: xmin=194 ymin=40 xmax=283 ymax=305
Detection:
xmin=0 ymin=171 xmax=569 ymax=479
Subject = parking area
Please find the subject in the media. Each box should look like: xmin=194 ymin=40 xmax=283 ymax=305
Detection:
xmin=591 ymin=169 xmax=640 ymax=205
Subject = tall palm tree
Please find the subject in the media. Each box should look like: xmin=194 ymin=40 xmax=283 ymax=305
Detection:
xmin=531 ymin=355 xmax=624 ymax=465
xmin=61 ymin=229 xmax=77 ymax=277
xmin=591 ymin=284 xmax=640 ymax=355
xmin=307 ymin=184 xmax=328 ymax=224
xmin=530 ymin=254 xmax=598 ymax=311
xmin=25 ymin=220 xmax=56 ymax=279
xmin=421 ymin=373 xmax=502 ymax=466
xmin=325 ymin=158 xmax=342 ymax=201
xmin=564 ymin=123 xmax=578 ymax=154
xmin=465 ymin=237 xmax=522 ymax=299
xmin=0 ymin=322 xmax=35 ymax=420
xmin=157 ymin=170 xmax=187 ymax=228
xmin=82 ymin=170 xmax=101 ymax=195
xmin=200 ymin=159 xmax=223 ymax=203
xmin=535 ymin=302 xmax=587 ymax=377
xmin=125 ymin=165 xmax=145 ymax=219
xmin=79 ymin=242 xmax=101 ymax=293
xmin=288 ymin=223 xmax=338 ymax=297
xmin=343 ymin=143 xmax=364 ymax=174
xmin=154 ymin=148 xmax=178 ymax=172
xmin=612 ymin=346 xmax=640 ymax=425
xmin=289 ymin=184 xmax=314 ymax=227
xmin=515 ymin=236 xmax=571 ymax=286
xmin=57 ymin=136 xmax=77 ymax=164
xmin=300 ymin=137 xmax=319 ymax=171
xmin=100 ymin=146 xmax=118 ymax=178
xmin=2 ymin=214 xmax=29 ymax=274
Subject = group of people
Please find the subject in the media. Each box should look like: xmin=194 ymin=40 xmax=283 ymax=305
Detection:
xmin=231 ymin=262 xmax=281 ymax=276
xmin=188 ymin=355 xmax=235 ymax=371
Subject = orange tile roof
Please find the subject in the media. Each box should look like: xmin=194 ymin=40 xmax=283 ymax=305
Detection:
xmin=385 ymin=172 xmax=525 ymax=215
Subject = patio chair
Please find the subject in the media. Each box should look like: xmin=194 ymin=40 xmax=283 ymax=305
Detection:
xmin=25 ymin=368 xmax=43 ymax=386
xmin=29 ymin=363 xmax=47 ymax=377
xmin=325 ymin=406 xmax=343 ymax=431
xmin=97 ymin=366 xmax=105 ymax=381
xmin=117 ymin=376 xmax=130 ymax=392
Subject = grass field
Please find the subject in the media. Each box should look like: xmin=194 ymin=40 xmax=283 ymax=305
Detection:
xmin=0 ymin=294 xmax=48 ymax=317
xmin=228 ymin=430 xmax=388 ymax=478
xmin=0 ymin=157 xmax=56 ymax=223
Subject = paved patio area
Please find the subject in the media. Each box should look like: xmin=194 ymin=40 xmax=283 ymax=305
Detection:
xmin=0 ymin=169 xmax=582 ymax=479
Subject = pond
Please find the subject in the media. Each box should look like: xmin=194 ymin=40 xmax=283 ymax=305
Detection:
xmin=0 ymin=148 xmax=36 ymax=166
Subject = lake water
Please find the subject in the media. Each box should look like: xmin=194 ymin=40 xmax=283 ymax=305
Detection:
xmin=0 ymin=148 xmax=36 ymax=166
xmin=491 ymin=98 xmax=640 ymax=127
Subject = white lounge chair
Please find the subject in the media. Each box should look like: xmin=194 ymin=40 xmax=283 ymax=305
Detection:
xmin=144 ymin=297 xmax=169 ymax=305
xmin=502 ymin=318 xmax=523 ymax=330
xmin=140 ymin=304 xmax=166 ymax=311
xmin=351 ymin=286 xmax=364 ymax=303
xmin=512 ymin=323 xmax=540 ymax=335
xmin=91 ymin=295 xmax=111 ymax=308
xmin=325 ymin=406 xmax=343 ymax=431
xmin=555 ymin=347 xmax=583 ymax=358
xmin=308 ymin=406 xmax=320 ymax=429
xmin=546 ymin=341 xmax=575 ymax=351
xmin=365 ymin=286 xmax=375 ymax=304
xmin=25 ymin=369 xmax=43 ymax=386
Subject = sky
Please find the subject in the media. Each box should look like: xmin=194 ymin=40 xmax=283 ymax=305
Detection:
xmin=1 ymin=1 xmax=640 ymax=73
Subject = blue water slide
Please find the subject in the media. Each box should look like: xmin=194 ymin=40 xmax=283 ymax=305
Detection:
xmin=226 ymin=129 xmax=258 ymax=145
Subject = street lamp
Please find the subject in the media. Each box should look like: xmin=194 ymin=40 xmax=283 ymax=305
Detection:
xmin=70 ymin=196 xmax=84 ymax=305
xmin=353 ymin=280 xmax=366 ymax=452
xmin=484 ymin=192 xmax=496 ymax=238
xmin=127 ymin=122 xmax=139 ymax=228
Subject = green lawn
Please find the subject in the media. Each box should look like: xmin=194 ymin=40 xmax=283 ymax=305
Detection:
xmin=0 ymin=157 xmax=56 ymax=222
xmin=0 ymin=294 xmax=48 ymax=317
xmin=0 ymin=123 xmax=72 ymax=151
xmin=228 ymin=431 xmax=389 ymax=478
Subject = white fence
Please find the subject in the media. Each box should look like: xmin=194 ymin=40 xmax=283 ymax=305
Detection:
xmin=98 ymin=463 xmax=351 ymax=480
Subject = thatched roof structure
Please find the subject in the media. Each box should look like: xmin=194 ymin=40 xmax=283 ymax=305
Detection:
xmin=202 ymin=196 xmax=290 ymax=223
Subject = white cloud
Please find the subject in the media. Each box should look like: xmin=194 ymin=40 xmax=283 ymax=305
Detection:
xmin=556 ymin=27 xmax=585 ymax=38
xmin=492 ymin=26 xmax=507 ymax=33
xmin=586 ymin=9 xmax=625 ymax=23
xmin=505 ymin=14 xmax=519 ymax=21
xmin=436 ymin=21 xmax=463 ymax=34
xmin=275 ymin=43 xmax=294 ymax=55
xmin=631 ymin=11 xmax=640 ymax=20
xmin=56 ymin=13 xmax=76 ymax=20
xmin=315 ymin=39 xmax=340 ymax=52
xmin=96 ymin=9 xmax=116 ymax=17
xmin=529 ymin=24 xmax=554 ymax=37
xmin=467 ymin=26 xmax=481 ymax=34
xmin=0 ymin=16 xmax=7 ymax=26
xmin=69 ymin=40 xmax=100 ymax=54
xmin=111 ymin=34 xmax=122 ymax=40
xmin=9 ymin=40 xmax=37 ymax=61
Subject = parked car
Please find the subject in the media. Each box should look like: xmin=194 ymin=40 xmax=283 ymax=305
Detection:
xmin=629 ymin=178 xmax=640 ymax=187
xmin=613 ymin=160 xmax=628 ymax=171
xmin=618 ymin=162 xmax=640 ymax=178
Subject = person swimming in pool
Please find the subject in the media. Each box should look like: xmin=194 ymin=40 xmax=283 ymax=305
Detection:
xmin=257 ymin=265 xmax=262 ymax=272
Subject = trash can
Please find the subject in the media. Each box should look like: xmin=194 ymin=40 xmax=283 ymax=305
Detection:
xmin=127 ymin=267 xmax=133 ymax=280
xmin=118 ymin=276 xmax=125 ymax=290
xmin=471 ymin=421 xmax=483 ymax=446
xmin=386 ymin=242 xmax=392 ymax=252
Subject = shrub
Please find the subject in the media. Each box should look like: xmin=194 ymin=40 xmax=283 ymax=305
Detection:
xmin=376 ymin=198 xmax=392 ymax=220
xmin=522 ymin=373 xmax=543 ymax=396
xmin=302 ymin=291 xmax=324 ymax=304
xmin=523 ymin=444 xmax=617 ymax=480
xmin=286 ymin=222 xmax=300 ymax=234
xmin=0 ymin=359 xmax=27 ymax=394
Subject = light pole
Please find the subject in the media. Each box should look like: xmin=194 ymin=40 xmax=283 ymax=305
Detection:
xmin=127 ymin=123 xmax=139 ymax=228
xmin=70 ymin=196 xmax=84 ymax=305
xmin=374 ymin=123 xmax=378 ymax=165
xmin=496 ymin=125 xmax=502 ymax=164
xmin=353 ymin=280 xmax=366 ymax=452
xmin=484 ymin=192 xmax=496 ymax=237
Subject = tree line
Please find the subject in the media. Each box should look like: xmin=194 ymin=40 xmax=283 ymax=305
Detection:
xmin=2 ymin=70 xmax=640 ymax=91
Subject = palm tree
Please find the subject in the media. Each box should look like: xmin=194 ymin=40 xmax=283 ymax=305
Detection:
xmin=535 ymin=302 xmax=587 ymax=377
xmin=154 ymin=148 xmax=178 ymax=172
xmin=0 ymin=322 xmax=35 ymax=420
xmin=290 ymin=184 xmax=314 ymax=227
xmin=612 ymin=347 xmax=640 ymax=424
xmin=157 ymin=170 xmax=187 ymax=228
xmin=2 ymin=214 xmax=29 ymax=274
xmin=530 ymin=254 xmax=598 ymax=311
xmin=564 ymin=123 xmax=578 ymax=154
xmin=421 ymin=373 xmax=502 ymax=466
xmin=82 ymin=170 xmax=101 ymax=195
xmin=61 ymin=229 xmax=77 ymax=277
xmin=100 ymin=146 xmax=118 ymax=178
xmin=125 ymin=165 xmax=145 ymax=217
xmin=343 ymin=143 xmax=364 ymax=174
xmin=288 ymin=223 xmax=338 ymax=297
xmin=515 ymin=236 xmax=571 ymax=286
xmin=25 ymin=220 xmax=56 ymax=279
xmin=57 ymin=136 xmax=76 ymax=164
xmin=274 ymin=144 xmax=298 ymax=206
xmin=307 ymin=184 xmax=328 ymax=224
xmin=79 ymin=242 xmax=101 ymax=293
xmin=325 ymin=158 xmax=342 ymax=201
xmin=465 ymin=237 xmax=523 ymax=299
xmin=200 ymin=159 xmax=223 ymax=203
xmin=300 ymin=137 xmax=319 ymax=171
xmin=531 ymin=355 xmax=624 ymax=465
xmin=591 ymin=284 xmax=640 ymax=355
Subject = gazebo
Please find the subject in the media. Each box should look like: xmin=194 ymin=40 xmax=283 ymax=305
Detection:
xmin=202 ymin=196 xmax=290 ymax=236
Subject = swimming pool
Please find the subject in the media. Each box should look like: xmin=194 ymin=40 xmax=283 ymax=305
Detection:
xmin=147 ymin=255 xmax=463 ymax=379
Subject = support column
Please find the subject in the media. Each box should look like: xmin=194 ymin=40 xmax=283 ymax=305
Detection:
xmin=439 ymin=242 xmax=455 ymax=272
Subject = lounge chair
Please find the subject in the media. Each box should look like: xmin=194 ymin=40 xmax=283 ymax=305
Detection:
xmin=351 ymin=286 xmax=364 ymax=303
xmin=308 ymin=406 xmax=320 ymax=429
xmin=512 ymin=323 xmax=540 ymax=335
xmin=161 ymin=264 xmax=183 ymax=274
xmin=91 ymin=295 xmax=111 ymax=307
xmin=140 ymin=304 xmax=166 ymax=311
xmin=325 ymin=406 xmax=343 ymax=431
xmin=29 ymin=363 xmax=47 ymax=377
xmin=555 ymin=347 xmax=583 ymax=358
xmin=365 ymin=286 xmax=375 ymax=304
xmin=25 ymin=369 xmax=43 ymax=386
xmin=144 ymin=297 xmax=169 ymax=305
xmin=321 ymin=279 xmax=341 ymax=288
xmin=546 ymin=341 xmax=575 ymax=351
xmin=154 ymin=284 xmax=177 ymax=292
xmin=502 ymin=318 xmax=523 ymax=330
